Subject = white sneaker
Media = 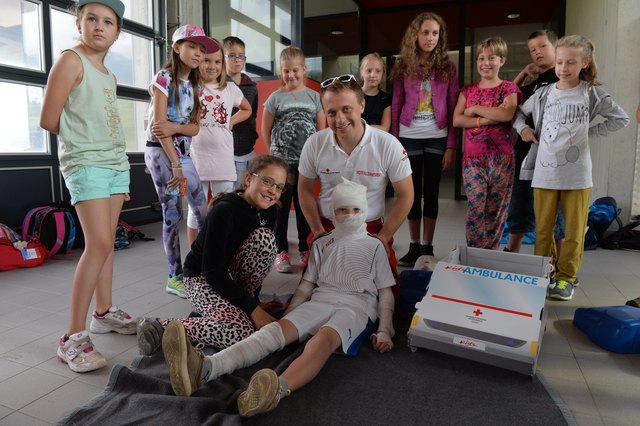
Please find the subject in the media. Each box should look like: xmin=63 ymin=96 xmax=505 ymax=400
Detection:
xmin=274 ymin=252 xmax=292 ymax=273
xmin=57 ymin=331 xmax=106 ymax=373
xmin=89 ymin=306 xmax=137 ymax=334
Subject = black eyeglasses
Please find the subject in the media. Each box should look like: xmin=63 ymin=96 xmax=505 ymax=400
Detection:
xmin=320 ymin=74 xmax=358 ymax=89
xmin=225 ymin=54 xmax=246 ymax=62
xmin=251 ymin=173 xmax=286 ymax=193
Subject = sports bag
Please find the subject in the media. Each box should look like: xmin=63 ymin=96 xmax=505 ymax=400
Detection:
xmin=584 ymin=196 xmax=623 ymax=250
xmin=600 ymin=217 xmax=640 ymax=250
xmin=114 ymin=220 xmax=154 ymax=250
xmin=0 ymin=223 xmax=47 ymax=271
xmin=22 ymin=206 xmax=77 ymax=256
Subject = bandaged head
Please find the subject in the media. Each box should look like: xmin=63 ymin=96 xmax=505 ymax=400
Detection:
xmin=331 ymin=178 xmax=367 ymax=238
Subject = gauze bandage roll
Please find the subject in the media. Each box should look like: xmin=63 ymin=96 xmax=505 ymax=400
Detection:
xmin=331 ymin=178 xmax=367 ymax=238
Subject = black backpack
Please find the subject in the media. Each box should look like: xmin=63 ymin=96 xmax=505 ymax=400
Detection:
xmin=600 ymin=217 xmax=640 ymax=250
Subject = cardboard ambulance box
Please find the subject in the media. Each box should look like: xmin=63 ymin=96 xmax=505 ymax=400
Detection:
xmin=407 ymin=246 xmax=552 ymax=375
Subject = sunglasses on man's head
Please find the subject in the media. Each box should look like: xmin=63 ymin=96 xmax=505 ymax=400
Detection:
xmin=320 ymin=74 xmax=358 ymax=89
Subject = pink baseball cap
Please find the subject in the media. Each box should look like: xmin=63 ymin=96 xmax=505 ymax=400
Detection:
xmin=172 ymin=24 xmax=220 ymax=54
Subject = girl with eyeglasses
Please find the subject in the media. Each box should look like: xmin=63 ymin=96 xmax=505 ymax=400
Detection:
xmin=390 ymin=12 xmax=460 ymax=265
xmin=137 ymin=155 xmax=289 ymax=354
xmin=262 ymin=46 xmax=326 ymax=273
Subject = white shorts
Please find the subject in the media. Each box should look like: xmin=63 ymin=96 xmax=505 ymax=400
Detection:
xmin=283 ymin=291 xmax=375 ymax=357
xmin=187 ymin=180 xmax=235 ymax=228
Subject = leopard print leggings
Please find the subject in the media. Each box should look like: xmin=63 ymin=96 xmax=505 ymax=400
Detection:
xmin=176 ymin=227 xmax=277 ymax=349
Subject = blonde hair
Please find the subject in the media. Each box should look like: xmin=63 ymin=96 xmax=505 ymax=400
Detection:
xmin=279 ymin=45 xmax=306 ymax=87
xmin=476 ymin=37 xmax=508 ymax=59
xmin=359 ymin=53 xmax=386 ymax=85
xmin=209 ymin=38 xmax=228 ymax=90
xmin=390 ymin=12 xmax=451 ymax=81
xmin=557 ymin=35 xmax=601 ymax=86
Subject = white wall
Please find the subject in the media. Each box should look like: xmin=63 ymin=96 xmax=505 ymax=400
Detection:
xmin=566 ymin=0 xmax=640 ymax=220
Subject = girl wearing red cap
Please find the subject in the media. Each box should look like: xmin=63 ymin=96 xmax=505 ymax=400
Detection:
xmin=144 ymin=24 xmax=218 ymax=299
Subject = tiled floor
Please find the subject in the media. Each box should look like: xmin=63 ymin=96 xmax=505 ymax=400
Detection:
xmin=1 ymin=197 xmax=639 ymax=425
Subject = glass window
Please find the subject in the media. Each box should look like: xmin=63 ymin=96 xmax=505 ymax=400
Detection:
xmin=210 ymin=1 xmax=293 ymax=78
xmin=0 ymin=0 xmax=43 ymax=71
xmin=306 ymin=56 xmax=322 ymax=82
xmin=118 ymin=98 xmax=149 ymax=152
xmin=274 ymin=4 xmax=291 ymax=40
xmin=50 ymin=7 xmax=153 ymax=90
xmin=273 ymin=40 xmax=286 ymax=74
xmin=0 ymin=81 xmax=47 ymax=154
xmin=120 ymin=0 xmax=153 ymax=27
xmin=231 ymin=0 xmax=270 ymax=28
xmin=106 ymin=31 xmax=154 ymax=89
xmin=231 ymin=19 xmax=273 ymax=76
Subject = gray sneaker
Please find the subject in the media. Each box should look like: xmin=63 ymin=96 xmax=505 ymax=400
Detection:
xmin=237 ymin=369 xmax=290 ymax=417
xmin=137 ymin=317 xmax=164 ymax=355
xmin=548 ymin=276 xmax=580 ymax=289
xmin=549 ymin=280 xmax=574 ymax=301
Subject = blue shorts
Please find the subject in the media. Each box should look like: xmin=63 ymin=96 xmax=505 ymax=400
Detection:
xmin=65 ymin=167 xmax=130 ymax=205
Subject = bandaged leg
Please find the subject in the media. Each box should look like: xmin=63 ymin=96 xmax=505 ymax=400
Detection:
xmin=203 ymin=321 xmax=285 ymax=382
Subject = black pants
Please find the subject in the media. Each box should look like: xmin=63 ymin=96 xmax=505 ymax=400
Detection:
xmin=408 ymin=152 xmax=444 ymax=220
xmin=274 ymin=164 xmax=310 ymax=252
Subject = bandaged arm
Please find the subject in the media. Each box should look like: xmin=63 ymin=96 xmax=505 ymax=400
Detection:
xmin=374 ymin=287 xmax=395 ymax=348
xmin=284 ymin=279 xmax=315 ymax=315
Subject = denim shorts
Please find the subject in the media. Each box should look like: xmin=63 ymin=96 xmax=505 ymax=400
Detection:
xmin=65 ymin=167 xmax=130 ymax=205
xmin=399 ymin=136 xmax=447 ymax=156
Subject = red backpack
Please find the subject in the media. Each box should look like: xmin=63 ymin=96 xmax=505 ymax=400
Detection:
xmin=0 ymin=223 xmax=48 ymax=271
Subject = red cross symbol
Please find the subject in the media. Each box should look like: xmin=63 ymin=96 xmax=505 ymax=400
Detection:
xmin=473 ymin=309 xmax=483 ymax=316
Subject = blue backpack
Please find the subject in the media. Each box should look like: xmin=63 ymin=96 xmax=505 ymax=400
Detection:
xmin=584 ymin=197 xmax=623 ymax=250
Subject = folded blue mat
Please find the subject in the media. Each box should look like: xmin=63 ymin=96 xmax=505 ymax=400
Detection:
xmin=573 ymin=305 xmax=640 ymax=353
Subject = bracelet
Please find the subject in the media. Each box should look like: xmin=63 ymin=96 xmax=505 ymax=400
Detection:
xmin=476 ymin=117 xmax=481 ymax=129
xmin=170 ymin=161 xmax=181 ymax=167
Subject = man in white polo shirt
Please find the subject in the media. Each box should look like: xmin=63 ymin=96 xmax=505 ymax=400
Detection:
xmin=299 ymin=74 xmax=413 ymax=276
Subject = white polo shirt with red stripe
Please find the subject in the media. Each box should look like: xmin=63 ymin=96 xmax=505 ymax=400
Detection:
xmin=299 ymin=120 xmax=411 ymax=221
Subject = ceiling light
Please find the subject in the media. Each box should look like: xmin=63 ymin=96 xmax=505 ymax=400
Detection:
xmin=507 ymin=9 xmax=520 ymax=19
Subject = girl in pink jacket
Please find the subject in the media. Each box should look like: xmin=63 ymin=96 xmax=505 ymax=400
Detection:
xmin=391 ymin=12 xmax=459 ymax=265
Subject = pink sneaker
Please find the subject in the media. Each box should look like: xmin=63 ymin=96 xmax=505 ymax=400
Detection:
xmin=57 ymin=331 xmax=106 ymax=373
xmin=274 ymin=252 xmax=292 ymax=273
xmin=298 ymin=250 xmax=310 ymax=267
